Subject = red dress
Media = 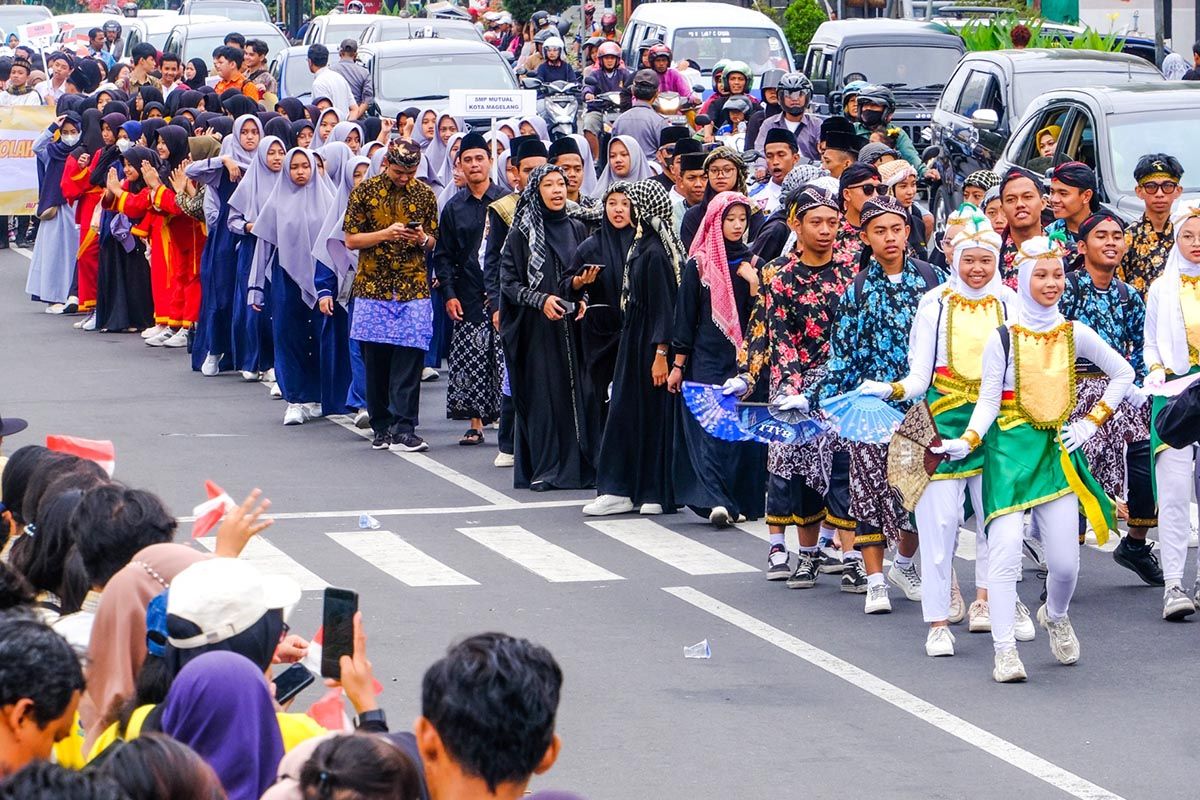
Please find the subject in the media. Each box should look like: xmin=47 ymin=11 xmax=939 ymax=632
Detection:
xmin=148 ymin=185 xmax=206 ymax=328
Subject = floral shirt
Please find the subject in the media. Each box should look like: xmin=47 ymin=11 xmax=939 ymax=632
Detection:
xmin=1120 ymin=216 xmax=1173 ymax=296
xmin=1059 ymin=269 xmax=1146 ymax=379
xmin=343 ymin=174 xmax=439 ymax=303
xmin=832 ymin=218 xmax=862 ymax=271
xmin=999 ymin=234 xmax=1019 ymax=290
xmin=739 ymin=253 xmax=858 ymax=402
xmin=1043 ymin=219 xmax=1080 ymax=262
xmin=818 ymin=258 xmax=943 ymax=409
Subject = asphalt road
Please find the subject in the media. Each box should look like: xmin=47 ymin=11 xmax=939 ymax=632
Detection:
xmin=1 ymin=244 xmax=1195 ymax=800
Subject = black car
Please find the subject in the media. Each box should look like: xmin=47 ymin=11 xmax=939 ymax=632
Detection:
xmin=929 ymin=48 xmax=1161 ymax=220
xmin=802 ymin=19 xmax=965 ymax=147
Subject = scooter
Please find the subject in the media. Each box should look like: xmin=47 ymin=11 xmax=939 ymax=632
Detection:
xmin=520 ymin=76 xmax=583 ymax=141
xmin=653 ymin=90 xmax=698 ymax=129
xmin=584 ymin=82 xmax=622 ymax=172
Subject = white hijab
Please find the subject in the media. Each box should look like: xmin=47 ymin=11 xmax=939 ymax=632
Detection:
xmin=1151 ymin=198 xmax=1200 ymax=375
xmin=948 ymin=218 xmax=1004 ymax=301
xmin=1014 ymin=235 xmax=1067 ymax=331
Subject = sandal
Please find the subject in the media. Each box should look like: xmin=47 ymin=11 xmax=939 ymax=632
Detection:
xmin=459 ymin=428 xmax=484 ymax=446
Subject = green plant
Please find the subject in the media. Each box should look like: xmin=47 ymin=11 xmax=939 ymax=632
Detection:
xmin=503 ymin=0 xmax=573 ymax=24
xmin=782 ymin=0 xmax=826 ymax=56
xmin=957 ymin=12 xmax=1124 ymax=52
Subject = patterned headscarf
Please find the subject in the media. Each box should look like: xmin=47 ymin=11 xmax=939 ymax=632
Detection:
xmin=624 ymin=178 xmax=685 ymax=289
xmin=780 ymin=162 xmax=827 ymax=200
xmin=948 ymin=212 xmax=1003 ymax=301
xmin=703 ymin=146 xmax=748 ymax=195
xmin=512 ymin=164 xmax=567 ymax=289
xmin=690 ymin=191 xmax=754 ymax=348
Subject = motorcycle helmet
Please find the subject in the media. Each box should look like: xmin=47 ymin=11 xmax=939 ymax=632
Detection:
xmin=102 ymin=19 xmax=122 ymax=35
xmin=710 ymin=58 xmax=729 ymax=90
xmin=857 ymin=83 xmax=896 ymax=114
xmin=722 ymin=60 xmax=753 ymax=93
xmin=533 ymin=28 xmax=555 ymax=48
xmin=345 ymin=0 xmax=364 ymax=11
xmin=531 ymin=10 xmax=551 ymax=29
xmin=777 ymin=71 xmax=813 ymax=107
xmin=542 ymin=36 xmax=565 ymax=58
xmin=121 ymin=1 xmax=138 ymax=16
xmin=723 ymin=95 xmax=752 ymax=119
xmin=842 ymin=79 xmax=868 ymax=102
xmin=760 ymin=68 xmax=784 ymax=91
xmin=598 ymin=40 xmax=621 ymax=60
xmin=601 ymin=11 xmax=617 ymax=33
xmin=554 ymin=16 xmax=570 ymax=36
xmin=647 ymin=43 xmax=671 ymax=66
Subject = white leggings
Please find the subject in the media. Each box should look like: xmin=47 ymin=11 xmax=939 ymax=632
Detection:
xmin=915 ymin=475 xmax=989 ymax=623
xmin=1155 ymin=445 xmax=1197 ymax=586
xmin=986 ymin=493 xmax=1079 ymax=651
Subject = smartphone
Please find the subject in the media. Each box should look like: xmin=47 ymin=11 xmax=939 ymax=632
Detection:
xmin=406 ymin=221 xmax=420 ymax=229
xmin=274 ymin=662 xmax=315 ymax=704
xmin=320 ymin=587 xmax=358 ymax=680
xmin=555 ymin=299 xmax=577 ymax=316
xmin=584 ymin=263 xmax=605 ymax=272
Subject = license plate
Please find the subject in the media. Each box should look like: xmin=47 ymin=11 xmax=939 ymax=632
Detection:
xmin=551 ymin=94 xmax=574 ymax=103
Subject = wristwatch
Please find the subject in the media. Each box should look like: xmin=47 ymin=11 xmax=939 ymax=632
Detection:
xmin=354 ymin=708 xmax=387 ymax=729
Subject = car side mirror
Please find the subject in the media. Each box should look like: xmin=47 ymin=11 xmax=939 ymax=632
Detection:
xmin=692 ymin=83 xmax=705 ymax=93
xmin=811 ymin=78 xmax=828 ymax=96
xmin=971 ymin=108 xmax=998 ymax=131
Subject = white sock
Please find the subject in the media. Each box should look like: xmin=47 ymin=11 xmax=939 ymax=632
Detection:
xmin=769 ymin=532 xmax=785 ymax=548
xmin=894 ymin=553 xmax=913 ymax=570
xmin=799 ymin=545 xmax=818 ymax=554
xmin=843 ymin=550 xmax=862 ymax=562
xmin=866 ymin=572 xmax=886 ymax=588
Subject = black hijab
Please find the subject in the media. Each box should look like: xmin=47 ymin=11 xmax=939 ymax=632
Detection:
xmin=141 ymin=101 xmax=167 ymax=120
xmin=194 ymin=111 xmax=220 ymax=133
xmin=197 ymin=86 xmax=221 ymax=113
xmin=359 ymin=115 xmax=382 ymax=145
xmin=172 ymin=89 xmax=203 ymax=115
xmin=275 ymin=97 xmax=305 ymax=121
xmin=207 ymin=116 xmax=234 ymax=139
xmin=141 ymin=118 xmax=168 ymax=148
xmin=185 ymin=58 xmax=208 ymax=90
xmin=264 ymin=116 xmax=293 ymax=148
xmin=76 ymin=108 xmax=104 ymax=159
xmin=171 ymin=116 xmax=194 ymax=136
xmin=90 ymin=112 xmax=130 ymax=188
xmin=136 ymin=85 xmax=165 ymax=118
xmin=121 ymin=146 xmax=161 ymax=193
xmin=290 ymin=119 xmax=314 ymax=147
xmin=223 ymin=94 xmax=258 ymax=120
xmin=156 ymin=125 xmax=190 ymax=177
xmin=104 ymin=100 xmax=130 ymax=120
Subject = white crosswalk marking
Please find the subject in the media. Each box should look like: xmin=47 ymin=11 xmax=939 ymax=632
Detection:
xmin=458 ymin=525 xmax=623 ymax=583
xmin=734 ymin=519 xmax=799 ymax=552
xmin=196 ymin=535 xmax=329 ymax=590
xmin=326 ymin=531 xmax=479 ymax=587
xmin=587 ymin=519 xmax=757 ymax=575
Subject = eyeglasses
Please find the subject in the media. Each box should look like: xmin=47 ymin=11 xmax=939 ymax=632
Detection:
xmin=851 ymin=183 xmax=884 ymax=196
xmin=1140 ymin=181 xmax=1180 ymax=195
xmin=708 ymin=166 xmax=737 ymax=177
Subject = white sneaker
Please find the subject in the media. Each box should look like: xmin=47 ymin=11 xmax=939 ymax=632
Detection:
xmin=708 ymin=506 xmax=731 ymax=528
xmin=80 ymin=312 xmax=97 ymax=331
xmin=582 ymin=495 xmax=634 ymax=516
xmin=1162 ymin=584 xmax=1196 ymax=621
xmin=283 ymin=404 xmax=306 ymax=426
xmin=269 ymin=383 xmax=282 ymax=398
xmin=162 ymin=329 xmax=189 ymax=348
xmin=261 ymin=368 xmax=276 ymax=383
xmin=993 ymin=648 xmax=1027 ymax=683
xmin=493 ymin=451 xmax=514 ymax=467
xmin=865 ymin=583 xmax=891 ymax=614
xmin=925 ymin=626 xmax=955 ymax=657
xmin=201 ymin=354 xmax=222 ymax=377
xmin=948 ymin=570 xmax=966 ymax=624
xmin=421 ymin=367 xmax=439 ymax=381
xmin=1037 ymin=604 xmax=1080 ymax=665
xmin=141 ymin=324 xmax=166 ymax=339
xmin=1014 ymin=601 xmax=1036 ymax=641
xmin=639 ymin=503 xmax=664 ymax=515
xmin=241 ymin=370 xmax=260 ymax=381
xmin=303 ymin=402 xmax=324 ymax=419
xmin=353 ymin=409 xmax=371 ymax=429
xmin=887 ymin=561 xmax=922 ymax=601
xmin=968 ymin=600 xmax=991 ymax=632
xmin=145 ymin=328 xmax=174 ymax=347
xmin=46 ymin=303 xmax=65 ymax=314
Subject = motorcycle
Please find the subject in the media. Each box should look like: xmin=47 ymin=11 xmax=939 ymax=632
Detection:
xmin=520 ymin=76 xmax=583 ymax=141
xmin=582 ymin=75 xmax=623 ymax=171
xmin=653 ymin=90 xmax=698 ymax=129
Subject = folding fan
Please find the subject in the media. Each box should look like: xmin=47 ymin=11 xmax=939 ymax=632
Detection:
xmin=681 ymin=382 xmax=755 ymax=442
xmin=737 ymin=402 xmax=831 ymax=445
xmin=820 ymin=389 xmax=905 ymax=444
xmin=887 ymin=401 xmax=947 ymax=512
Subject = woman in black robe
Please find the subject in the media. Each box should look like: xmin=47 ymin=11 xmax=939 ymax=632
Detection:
xmin=584 ymin=179 xmax=685 ymax=516
xmin=500 ymin=164 xmax=600 ymax=491
xmin=668 ymin=190 xmax=767 ymax=527
xmin=95 ymin=145 xmax=157 ymax=333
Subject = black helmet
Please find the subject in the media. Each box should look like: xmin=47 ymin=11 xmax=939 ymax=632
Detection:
xmin=102 ymin=19 xmax=122 ymax=33
xmin=777 ymin=71 xmax=813 ymax=105
xmin=723 ymin=95 xmax=752 ymax=116
xmin=554 ymin=15 xmax=570 ymax=36
xmin=533 ymin=28 xmax=555 ymax=46
xmin=857 ymin=84 xmax=896 ymax=113
xmin=121 ymin=1 xmax=138 ymax=16
xmin=760 ymin=68 xmax=784 ymax=91
xmin=531 ymin=10 xmax=550 ymax=28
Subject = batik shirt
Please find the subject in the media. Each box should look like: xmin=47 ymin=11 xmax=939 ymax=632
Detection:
xmin=1059 ymin=269 xmax=1147 ymax=379
xmin=739 ymin=254 xmax=858 ymax=401
xmin=343 ymin=173 xmax=439 ymax=303
xmin=1120 ymin=216 xmax=1174 ymax=296
xmin=1043 ymin=219 xmax=1080 ymax=262
xmin=832 ymin=219 xmax=862 ymax=271
xmin=818 ymin=258 xmax=943 ymax=409
xmin=999 ymin=234 xmax=1019 ymax=290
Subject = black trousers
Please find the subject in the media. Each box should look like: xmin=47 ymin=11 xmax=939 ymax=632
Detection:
xmin=360 ymin=342 xmax=423 ymax=437
xmin=0 ymin=215 xmax=34 ymax=244
xmin=1080 ymin=439 xmax=1157 ymax=534
xmin=498 ymin=393 xmax=515 ymax=455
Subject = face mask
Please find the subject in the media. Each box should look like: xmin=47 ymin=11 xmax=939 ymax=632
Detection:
xmin=116 ymin=139 xmax=132 ymax=153
xmin=61 ymin=134 xmax=80 ymax=146
xmin=860 ymin=109 xmax=885 ymax=127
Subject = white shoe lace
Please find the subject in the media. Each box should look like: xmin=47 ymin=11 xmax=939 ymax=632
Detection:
xmin=868 ymin=585 xmax=887 ymax=601
xmin=1046 ymin=616 xmax=1075 ymax=650
xmin=997 ymin=649 xmax=1022 ymax=674
xmin=897 ymin=563 xmax=920 ymax=586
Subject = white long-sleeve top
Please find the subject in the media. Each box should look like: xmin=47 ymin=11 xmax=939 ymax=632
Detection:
xmin=965 ymin=321 xmax=1134 ymax=438
xmin=1143 ymin=276 xmax=1197 ymax=376
xmin=895 ymin=287 xmax=1017 ymax=402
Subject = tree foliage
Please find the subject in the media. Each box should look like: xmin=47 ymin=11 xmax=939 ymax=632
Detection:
xmin=782 ymin=0 xmax=827 ymax=58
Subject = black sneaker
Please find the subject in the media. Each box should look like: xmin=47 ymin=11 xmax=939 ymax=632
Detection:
xmin=840 ymin=558 xmax=868 ymax=594
xmin=818 ymin=544 xmax=846 ymax=574
xmin=389 ymin=432 xmax=429 ymax=452
xmin=371 ymin=432 xmax=390 ymax=450
xmin=766 ymin=546 xmax=790 ymax=581
xmin=1113 ymin=537 xmax=1165 ymax=586
xmin=787 ymin=551 xmax=820 ymax=589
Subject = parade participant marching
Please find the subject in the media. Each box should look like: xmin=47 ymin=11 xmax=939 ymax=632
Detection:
xmin=747 ymin=128 xmax=800 ymax=217
xmin=1059 ymin=212 xmax=1162 ymax=587
xmin=832 ymin=162 xmax=879 ymax=271
xmin=584 ymin=180 xmax=686 ymax=516
xmin=938 ymin=235 xmax=1133 ymax=681
xmin=668 ymin=191 xmax=767 ymax=527
xmin=825 ymin=195 xmax=942 ymax=612
xmin=879 ymin=213 xmax=1029 ymax=655
xmin=680 ymin=148 xmax=762 ymax=251
xmin=1121 ymin=153 xmax=1184 ymax=295
xmin=1145 ymin=199 xmax=1200 ymax=619
xmin=733 ymin=185 xmax=855 ymax=583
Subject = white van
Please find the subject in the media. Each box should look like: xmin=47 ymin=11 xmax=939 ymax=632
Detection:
xmin=619 ymin=2 xmax=794 ymax=79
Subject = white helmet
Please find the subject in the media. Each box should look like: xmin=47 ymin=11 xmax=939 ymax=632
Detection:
xmin=542 ymin=36 xmax=564 ymax=54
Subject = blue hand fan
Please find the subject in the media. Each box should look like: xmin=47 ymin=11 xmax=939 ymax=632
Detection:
xmin=681 ymin=382 xmax=755 ymax=442
xmin=737 ymin=403 xmax=832 ymax=445
xmin=821 ymin=392 xmax=905 ymax=444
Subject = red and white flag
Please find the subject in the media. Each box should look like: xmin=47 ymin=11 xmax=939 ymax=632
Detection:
xmin=191 ymin=480 xmax=237 ymax=539
xmin=46 ymin=435 xmax=115 ymax=476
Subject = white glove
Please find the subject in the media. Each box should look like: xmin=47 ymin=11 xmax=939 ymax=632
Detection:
xmin=858 ymin=379 xmax=894 ymax=400
xmin=930 ymin=438 xmax=971 ymax=462
xmin=721 ymin=376 xmax=748 ymax=396
xmin=1145 ymin=368 xmax=1167 ymax=390
xmin=1126 ymin=384 xmax=1149 ymax=410
xmin=1060 ymin=419 xmax=1098 ymax=454
xmin=773 ymin=394 xmax=809 ymax=413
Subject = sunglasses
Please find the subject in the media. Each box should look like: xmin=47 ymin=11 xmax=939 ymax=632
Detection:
xmin=1140 ymin=181 xmax=1180 ymax=195
xmin=851 ymin=183 xmax=884 ymax=196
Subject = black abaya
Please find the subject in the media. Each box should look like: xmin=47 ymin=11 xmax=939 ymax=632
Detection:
xmin=569 ymin=222 xmax=632 ymax=421
xmin=94 ymin=211 xmax=154 ymax=332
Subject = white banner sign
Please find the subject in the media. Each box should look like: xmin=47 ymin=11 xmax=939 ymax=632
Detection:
xmin=448 ymin=89 xmax=536 ymax=118
xmin=0 ymin=107 xmax=56 ymax=216
xmin=18 ymin=20 xmax=57 ymax=44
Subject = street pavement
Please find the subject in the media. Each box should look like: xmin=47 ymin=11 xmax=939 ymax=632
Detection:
xmin=1 ymin=245 xmax=1194 ymax=799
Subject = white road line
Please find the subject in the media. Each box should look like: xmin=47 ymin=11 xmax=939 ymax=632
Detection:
xmin=196 ymin=535 xmax=329 ymax=591
xmin=12 ymin=246 xmax=31 ymax=259
xmin=177 ymin=499 xmax=588 ymax=524
xmin=326 ymin=414 xmax=514 ymax=505
xmin=458 ymin=525 xmax=622 ymax=583
xmin=588 ymin=519 xmax=757 ymax=575
xmin=664 ymin=586 xmax=1126 ymax=800
xmin=326 ymin=530 xmax=478 ymax=587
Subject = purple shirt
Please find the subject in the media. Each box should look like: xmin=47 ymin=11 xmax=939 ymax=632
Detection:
xmin=655 ymin=67 xmax=697 ymax=99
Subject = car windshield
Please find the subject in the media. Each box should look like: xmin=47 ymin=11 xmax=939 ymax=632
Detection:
xmin=670 ymin=27 xmax=791 ymax=74
xmin=190 ymin=3 xmax=265 ymax=20
xmin=320 ymin=19 xmax=374 ymax=43
xmin=0 ymin=7 xmax=50 ymax=30
xmin=377 ymin=52 xmax=513 ymax=100
xmin=1012 ymin=68 xmax=1159 ymax=115
xmin=839 ymin=45 xmax=961 ymax=90
xmin=1109 ymin=110 xmax=1200 ymax=193
xmin=284 ymin=53 xmax=315 ymax=97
